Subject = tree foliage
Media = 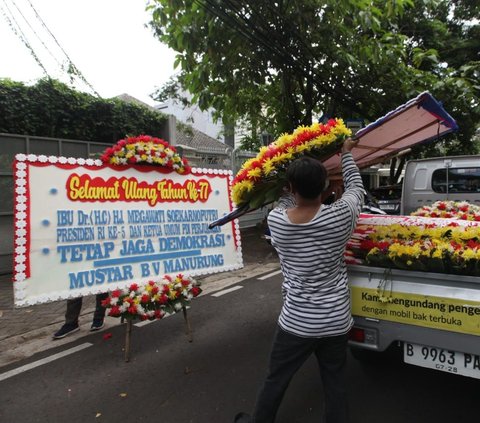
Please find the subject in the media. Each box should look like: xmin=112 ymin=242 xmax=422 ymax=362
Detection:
xmin=149 ymin=0 xmax=479 ymax=155
xmin=0 ymin=78 xmax=167 ymax=142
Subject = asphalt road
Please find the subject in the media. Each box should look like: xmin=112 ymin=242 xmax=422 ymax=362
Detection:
xmin=0 ymin=270 xmax=479 ymax=423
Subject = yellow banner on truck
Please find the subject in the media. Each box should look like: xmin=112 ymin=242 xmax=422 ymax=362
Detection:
xmin=350 ymin=286 xmax=480 ymax=337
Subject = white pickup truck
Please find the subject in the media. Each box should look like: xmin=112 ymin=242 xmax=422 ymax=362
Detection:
xmin=401 ymin=154 xmax=480 ymax=215
xmin=348 ymin=263 xmax=480 ymax=379
xmin=348 ymin=155 xmax=480 ymax=379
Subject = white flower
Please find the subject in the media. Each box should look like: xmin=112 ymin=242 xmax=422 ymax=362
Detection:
xmin=15 ymin=246 xmax=26 ymax=254
xmin=174 ymin=302 xmax=183 ymax=311
xmin=16 ymin=211 xmax=27 ymax=219
xmin=15 ymin=220 xmax=27 ymax=228
xmin=16 ymin=237 xmax=27 ymax=246
xmin=15 ymin=263 xmax=26 ymax=272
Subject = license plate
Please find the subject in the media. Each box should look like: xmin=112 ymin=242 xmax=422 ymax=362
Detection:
xmin=380 ymin=204 xmax=397 ymax=210
xmin=404 ymin=343 xmax=480 ymax=379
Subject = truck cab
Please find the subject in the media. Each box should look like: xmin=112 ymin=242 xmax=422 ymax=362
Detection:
xmin=401 ymin=155 xmax=480 ymax=215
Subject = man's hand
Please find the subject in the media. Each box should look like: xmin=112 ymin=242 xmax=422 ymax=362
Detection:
xmin=342 ymin=137 xmax=359 ymax=153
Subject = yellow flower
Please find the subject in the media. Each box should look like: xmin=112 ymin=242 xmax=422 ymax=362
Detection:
xmin=241 ymin=158 xmax=257 ymax=172
xmin=262 ymin=159 xmax=276 ymax=176
xmin=247 ymin=168 xmax=262 ymax=179
xmin=231 ymin=180 xmax=255 ymax=204
xmin=366 ymin=247 xmax=380 ymax=256
xmin=461 ymin=249 xmax=477 ymax=261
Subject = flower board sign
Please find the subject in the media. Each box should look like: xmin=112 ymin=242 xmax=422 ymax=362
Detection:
xmin=13 ymin=137 xmax=243 ymax=307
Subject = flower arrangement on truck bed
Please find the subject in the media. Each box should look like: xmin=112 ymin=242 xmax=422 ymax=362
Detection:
xmin=347 ymin=212 xmax=480 ymax=277
xmin=411 ymin=200 xmax=480 ymax=221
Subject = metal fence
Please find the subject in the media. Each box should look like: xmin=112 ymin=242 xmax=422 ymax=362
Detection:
xmin=176 ymin=145 xmax=269 ymax=231
xmin=0 ymin=134 xmax=267 ymax=274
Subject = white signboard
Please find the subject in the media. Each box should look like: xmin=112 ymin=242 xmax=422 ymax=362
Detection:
xmin=13 ymin=155 xmax=243 ymax=306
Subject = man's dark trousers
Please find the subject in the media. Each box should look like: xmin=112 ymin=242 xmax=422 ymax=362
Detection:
xmin=65 ymin=293 xmax=108 ymax=325
xmin=253 ymin=327 xmax=349 ymax=423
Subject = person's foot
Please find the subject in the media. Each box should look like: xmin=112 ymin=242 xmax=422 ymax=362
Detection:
xmin=52 ymin=323 xmax=79 ymax=339
xmin=234 ymin=412 xmax=253 ymax=422
xmin=90 ymin=319 xmax=105 ymax=331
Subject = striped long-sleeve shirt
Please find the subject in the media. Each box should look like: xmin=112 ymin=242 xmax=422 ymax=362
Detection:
xmin=267 ymin=152 xmax=364 ymax=338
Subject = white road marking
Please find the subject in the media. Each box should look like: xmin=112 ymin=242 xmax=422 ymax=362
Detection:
xmin=134 ymin=319 xmax=154 ymax=327
xmin=0 ymin=342 xmax=93 ymax=382
xmin=211 ymin=285 xmax=243 ymax=297
xmin=257 ymin=270 xmax=282 ymax=280
xmin=134 ymin=307 xmax=190 ymax=327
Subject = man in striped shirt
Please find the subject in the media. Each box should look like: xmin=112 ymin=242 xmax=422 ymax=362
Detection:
xmin=235 ymin=138 xmax=364 ymax=423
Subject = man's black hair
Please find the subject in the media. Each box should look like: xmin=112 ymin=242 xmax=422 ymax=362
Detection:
xmin=286 ymin=156 xmax=328 ymax=199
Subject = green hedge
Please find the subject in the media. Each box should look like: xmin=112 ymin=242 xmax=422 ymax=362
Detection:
xmin=0 ymin=78 xmax=167 ymax=143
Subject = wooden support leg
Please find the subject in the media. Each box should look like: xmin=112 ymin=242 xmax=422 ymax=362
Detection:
xmin=182 ymin=306 xmax=193 ymax=342
xmin=124 ymin=319 xmax=133 ymax=362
